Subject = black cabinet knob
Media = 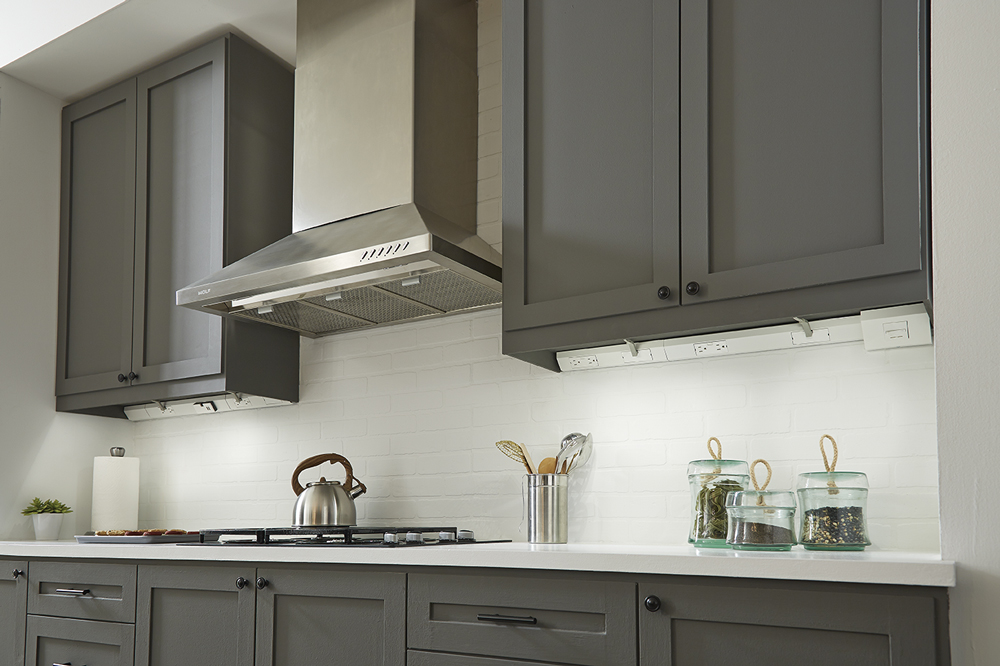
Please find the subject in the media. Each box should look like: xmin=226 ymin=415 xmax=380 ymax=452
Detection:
xmin=657 ymin=286 xmax=671 ymax=300
xmin=644 ymin=595 xmax=661 ymax=612
xmin=685 ymin=281 xmax=701 ymax=296
xmin=256 ymin=577 xmax=269 ymax=590
xmin=117 ymin=374 xmax=127 ymax=383
xmin=12 ymin=569 xmax=22 ymax=579
xmin=128 ymin=372 xmax=139 ymax=381
xmin=236 ymin=577 xmax=248 ymax=590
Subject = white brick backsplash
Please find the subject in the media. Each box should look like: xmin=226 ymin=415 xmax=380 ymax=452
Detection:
xmin=127 ymin=3 xmax=940 ymax=553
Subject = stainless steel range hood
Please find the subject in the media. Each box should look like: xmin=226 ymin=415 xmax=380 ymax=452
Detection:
xmin=177 ymin=0 xmax=500 ymax=337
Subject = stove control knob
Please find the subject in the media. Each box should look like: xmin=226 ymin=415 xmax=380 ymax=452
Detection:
xmin=457 ymin=530 xmax=475 ymax=541
xmin=438 ymin=531 xmax=457 ymax=542
xmin=406 ymin=532 xmax=424 ymax=544
xmin=383 ymin=532 xmax=399 ymax=544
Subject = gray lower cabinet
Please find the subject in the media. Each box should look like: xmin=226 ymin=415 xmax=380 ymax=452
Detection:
xmin=408 ymin=651 xmax=560 ymax=666
xmin=135 ymin=564 xmax=256 ymax=666
xmin=56 ymin=33 xmax=298 ymax=417
xmin=26 ymin=615 xmax=134 ymax=666
xmin=28 ymin=561 xmax=137 ymax=623
xmin=502 ymin=0 xmax=929 ymax=369
xmin=0 ymin=561 xmax=27 ymax=666
xmin=638 ymin=578 xmax=949 ymax=666
xmin=408 ymin=572 xmax=637 ymax=666
xmin=254 ymin=567 xmax=406 ymax=666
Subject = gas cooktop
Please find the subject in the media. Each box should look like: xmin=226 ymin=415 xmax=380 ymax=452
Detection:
xmin=184 ymin=526 xmax=509 ymax=547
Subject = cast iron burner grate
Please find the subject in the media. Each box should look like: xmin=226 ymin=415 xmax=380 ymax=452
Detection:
xmin=190 ymin=526 xmax=509 ymax=547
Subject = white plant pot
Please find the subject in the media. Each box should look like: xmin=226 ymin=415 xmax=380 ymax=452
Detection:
xmin=32 ymin=513 xmax=64 ymax=541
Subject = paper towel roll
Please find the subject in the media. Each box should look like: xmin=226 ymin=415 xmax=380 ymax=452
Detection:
xmin=91 ymin=453 xmax=140 ymax=531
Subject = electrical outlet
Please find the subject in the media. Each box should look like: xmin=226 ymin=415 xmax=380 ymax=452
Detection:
xmin=565 ymin=355 xmax=599 ymax=369
xmin=693 ymin=340 xmax=729 ymax=356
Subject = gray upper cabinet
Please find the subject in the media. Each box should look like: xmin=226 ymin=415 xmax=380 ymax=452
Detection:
xmin=502 ymin=0 xmax=929 ymax=370
xmin=679 ymin=0 xmax=925 ymax=304
xmin=56 ymin=80 xmax=137 ymax=396
xmin=133 ymin=39 xmax=226 ymax=385
xmin=0 ymin=561 xmax=27 ymax=666
xmin=502 ymin=0 xmax=681 ymax=332
xmin=254 ymin=567 xmax=406 ymax=666
xmin=56 ymin=34 xmax=299 ymax=416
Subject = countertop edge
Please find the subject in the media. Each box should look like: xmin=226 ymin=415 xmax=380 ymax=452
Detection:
xmin=0 ymin=542 xmax=956 ymax=587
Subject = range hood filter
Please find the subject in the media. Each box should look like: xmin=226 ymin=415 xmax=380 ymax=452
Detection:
xmin=231 ymin=269 xmax=501 ymax=338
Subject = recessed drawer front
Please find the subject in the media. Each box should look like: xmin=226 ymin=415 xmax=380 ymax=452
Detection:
xmin=26 ymin=615 xmax=135 ymax=666
xmin=29 ymin=561 xmax=137 ymax=623
xmin=408 ymin=573 xmax=636 ymax=666
xmin=409 ymin=650 xmax=557 ymax=666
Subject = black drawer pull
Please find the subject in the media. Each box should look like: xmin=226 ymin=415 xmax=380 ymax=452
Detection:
xmin=55 ymin=589 xmax=90 ymax=596
xmin=477 ymin=613 xmax=538 ymax=625
xmin=53 ymin=662 xmax=81 ymax=665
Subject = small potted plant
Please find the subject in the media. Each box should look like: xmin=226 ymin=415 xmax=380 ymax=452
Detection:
xmin=22 ymin=498 xmax=73 ymax=541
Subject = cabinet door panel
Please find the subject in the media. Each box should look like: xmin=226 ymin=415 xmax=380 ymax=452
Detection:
xmin=26 ymin=616 xmax=134 ymax=666
xmin=56 ymin=80 xmax=136 ymax=395
xmin=639 ymin=580 xmax=939 ymax=666
xmin=255 ymin=567 xmax=405 ymax=666
xmin=135 ymin=564 xmax=255 ymax=666
xmin=0 ymin=561 xmax=27 ymax=666
xmin=503 ymin=0 xmax=680 ymax=331
xmin=133 ymin=38 xmax=225 ymax=384
xmin=680 ymin=0 xmax=925 ymax=303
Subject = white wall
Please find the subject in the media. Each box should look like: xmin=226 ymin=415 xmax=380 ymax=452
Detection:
xmin=0 ymin=71 xmax=132 ymax=539
xmin=932 ymin=2 xmax=1000 ymax=663
xmin=132 ymin=310 xmax=939 ymax=550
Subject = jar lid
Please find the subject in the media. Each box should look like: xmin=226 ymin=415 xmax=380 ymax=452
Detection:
xmin=797 ymin=471 xmax=869 ymax=490
xmin=687 ymin=459 xmax=749 ymax=476
xmin=725 ymin=490 xmax=796 ymax=509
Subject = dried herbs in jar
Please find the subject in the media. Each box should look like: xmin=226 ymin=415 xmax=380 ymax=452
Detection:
xmin=687 ymin=438 xmax=749 ymax=548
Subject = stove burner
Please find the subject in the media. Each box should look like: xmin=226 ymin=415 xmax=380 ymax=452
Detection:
xmin=189 ymin=526 xmax=506 ymax=547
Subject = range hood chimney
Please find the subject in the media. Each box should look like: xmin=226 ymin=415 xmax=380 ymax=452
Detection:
xmin=176 ymin=0 xmax=501 ymax=337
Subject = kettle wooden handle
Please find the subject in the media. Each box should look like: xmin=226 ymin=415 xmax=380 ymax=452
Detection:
xmin=291 ymin=453 xmax=366 ymax=497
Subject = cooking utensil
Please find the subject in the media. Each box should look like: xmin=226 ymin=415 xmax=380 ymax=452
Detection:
xmin=537 ymin=457 xmax=557 ymax=474
xmin=291 ymin=454 xmax=367 ymax=527
xmin=554 ymin=432 xmax=593 ymax=474
xmin=518 ymin=442 xmax=538 ymax=474
xmin=495 ymin=441 xmax=535 ymax=473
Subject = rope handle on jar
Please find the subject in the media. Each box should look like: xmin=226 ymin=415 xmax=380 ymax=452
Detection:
xmin=707 ymin=437 xmax=723 ymax=474
xmin=819 ymin=434 xmax=840 ymax=495
xmin=750 ymin=459 xmax=772 ymax=506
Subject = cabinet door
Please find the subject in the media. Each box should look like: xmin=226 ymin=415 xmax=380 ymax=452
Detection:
xmin=0 ymin=562 xmax=27 ymax=666
xmin=56 ymin=80 xmax=137 ymax=396
xmin=26 ymin=616 xmax=134 ymax=666
xmin=135 ymin=564 xmax=255 ymax=666
xmin=503 ymin=0 xmax=680 ymax=332
xmin=639 ymin=580 xmax=941 ymax=665
xmin=132 ymin=38 xmax=226 ymax=384
xmin=680 ymin=0 xmax=926 ymax=304
xmin=254 ymin=567 xmax=405 ymax=666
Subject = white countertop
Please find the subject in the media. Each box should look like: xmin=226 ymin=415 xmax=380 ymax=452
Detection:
xmin=0 ymin=540 xmax=955 ymax=587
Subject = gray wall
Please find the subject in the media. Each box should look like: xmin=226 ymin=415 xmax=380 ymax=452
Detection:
xmin=0 ymin=71 xmax=131 ymax=539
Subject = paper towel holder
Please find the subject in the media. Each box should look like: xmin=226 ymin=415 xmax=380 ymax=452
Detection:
xmin=110 ymin=447 xmax=125 ymax=457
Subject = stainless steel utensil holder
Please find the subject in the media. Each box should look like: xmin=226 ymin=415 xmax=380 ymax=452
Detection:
xmin=527 ymin=474 xmax=568 ymax=544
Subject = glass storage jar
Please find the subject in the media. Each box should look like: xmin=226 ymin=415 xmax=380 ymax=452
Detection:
xmin=688 ymin=459 xmax=749 ymax=547
xmin=725 ymin=490 xmax=797 ymax=551
xmin=796 ymin=471 xmax=871 ymax=551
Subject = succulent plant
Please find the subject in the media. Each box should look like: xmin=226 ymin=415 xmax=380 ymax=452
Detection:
xmin=21 ymin=497 xmax=73 ymax=515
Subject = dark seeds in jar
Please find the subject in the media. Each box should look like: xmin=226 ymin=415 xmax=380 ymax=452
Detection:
xmin=730 ymin=521 xmax=796 ymax=545
xmin=801 ymin=506 xmax=867 ymax=544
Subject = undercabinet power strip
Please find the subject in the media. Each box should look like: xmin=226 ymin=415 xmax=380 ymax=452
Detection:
xmin=556 ymin=304 xmax=932 ymax=372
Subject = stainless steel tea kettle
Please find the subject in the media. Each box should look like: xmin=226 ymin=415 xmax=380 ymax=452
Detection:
xmin=291 ymin=453 xmax=367 ymax=527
